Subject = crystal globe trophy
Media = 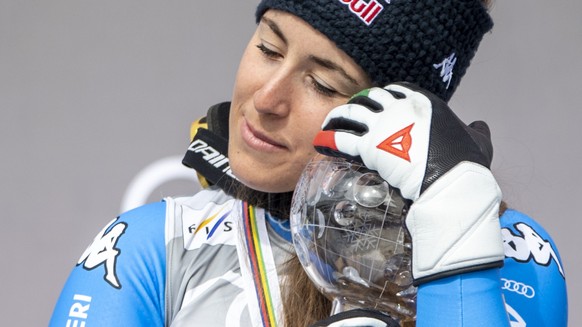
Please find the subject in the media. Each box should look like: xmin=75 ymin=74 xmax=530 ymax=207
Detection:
xmin=290 ymin=155 xmax=417 ymax=324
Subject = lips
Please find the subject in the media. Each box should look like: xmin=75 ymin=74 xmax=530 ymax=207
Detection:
xmin=241 ymin=119 xmax=286 ymax=151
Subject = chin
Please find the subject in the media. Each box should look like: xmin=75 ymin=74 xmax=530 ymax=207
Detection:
xmin=231 ymin=162 xmax=297 ymax=194
xmin=239 ymin=173 xmax=296 ymax=193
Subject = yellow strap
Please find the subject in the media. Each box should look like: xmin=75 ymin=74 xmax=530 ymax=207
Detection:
xmin=189 ymin=117 xmax=211 ymax=188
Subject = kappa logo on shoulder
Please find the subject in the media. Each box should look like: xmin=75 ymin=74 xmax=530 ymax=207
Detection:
xmin=502 ymin=222 xmax=565 ymax=278
xmin=77 ymin=217 xmax=127 ymax=289
xmin=377 ymin=123 xmax=414 ymax=162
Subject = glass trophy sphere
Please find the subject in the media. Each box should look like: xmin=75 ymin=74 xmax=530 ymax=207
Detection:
xmin=291 ymin=156 xmax=417 ymax=322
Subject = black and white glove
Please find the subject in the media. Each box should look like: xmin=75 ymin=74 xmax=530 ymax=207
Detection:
xmin=313 ymin=82 xmax=504 ymax=284
xmin=310 ymin=309 xmax=399 ymax=327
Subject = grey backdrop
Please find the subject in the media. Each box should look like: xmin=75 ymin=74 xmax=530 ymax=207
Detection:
xmin=1 ymin=0 xmax=580 ymax=325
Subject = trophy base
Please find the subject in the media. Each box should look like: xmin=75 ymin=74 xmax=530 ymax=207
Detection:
xmin=331 ymin=298 xmax=416 ymax=327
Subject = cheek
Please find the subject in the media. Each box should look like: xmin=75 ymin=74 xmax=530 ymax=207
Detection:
xmin=232 ymin=63 xmax=255 ymax=107
xmin=292 ymin=107 xmax=335 ymax=158
xmin=300 ymin=103 xmax=338 ymax=136
xmin=231 ymin=39 xmax=264 ymax=107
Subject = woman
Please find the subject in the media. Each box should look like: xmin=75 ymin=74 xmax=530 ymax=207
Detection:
xmin=50 ymin=1 xmax=567 ymax=326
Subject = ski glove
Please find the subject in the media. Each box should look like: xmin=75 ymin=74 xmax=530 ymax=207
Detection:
xmin=313 ymin=82 xmax=504 ymax=284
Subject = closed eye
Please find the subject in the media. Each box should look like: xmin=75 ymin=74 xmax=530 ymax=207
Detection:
xmin=310 ymin=77 xmax=338 ymax=97
xmin=256 ymin=43 xmax=281 ymax=59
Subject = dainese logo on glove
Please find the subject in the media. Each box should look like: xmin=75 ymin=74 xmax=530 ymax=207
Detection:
xmin=377 ymin=123 xmax=414 ymax=162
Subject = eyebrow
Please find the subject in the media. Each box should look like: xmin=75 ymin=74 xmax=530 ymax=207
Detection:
xmin=261 ymin=16 xmax=288 ymax=45
xmin=261 ymin=16 xmax=360 ymax=87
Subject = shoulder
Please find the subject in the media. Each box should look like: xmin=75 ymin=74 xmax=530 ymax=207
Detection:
xmin=76 ymin=201 xmax=169 ymax=292
xmin=163 ymin=188 xmax=244 ymax=324
xmin=170 ymin=185 xmax=235 ymax=211
xmin=499 ymin=209 xmax=568 ymax=327
xmin=500 ymin=209 xmax=565 ymax=277
xmin=111 ymin=201 xmax=168 ymax=240
xmin=50 ymin=201 xmax=169 ymax=326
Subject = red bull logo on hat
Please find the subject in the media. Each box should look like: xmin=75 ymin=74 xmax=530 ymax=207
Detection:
xmin=338 ymin=0 xmax=388 ymax=25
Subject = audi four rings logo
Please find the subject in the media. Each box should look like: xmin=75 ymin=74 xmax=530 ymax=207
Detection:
xmin=501 ymin=278 xmax=535 ymax=299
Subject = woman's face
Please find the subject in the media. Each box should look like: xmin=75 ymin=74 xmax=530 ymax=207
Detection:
xmin=229 ymin=10 xmax=371 ymax=193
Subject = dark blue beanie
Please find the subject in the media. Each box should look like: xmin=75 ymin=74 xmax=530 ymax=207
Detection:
xmin=256 ymin=0 xmax=493 ymax=102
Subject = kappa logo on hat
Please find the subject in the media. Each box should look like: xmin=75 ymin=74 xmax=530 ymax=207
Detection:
xmin=338 ymin=0 xmax=390 ymax=25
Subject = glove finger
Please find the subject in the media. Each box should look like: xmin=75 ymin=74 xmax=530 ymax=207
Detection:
xmin=313 ymin=130 xmax=364 ymax=163
xmin=322 ymin=103 xmax=378 ymax=131
xmin=383 ymin=83 xmax=418 ymax=99
xmin=364 ymin=86 xmax=403 ymax=110
xmin=322 ymin=86 xmax=411 ymax=133
xmin=348 ymin=89 xmax=384 ymax=113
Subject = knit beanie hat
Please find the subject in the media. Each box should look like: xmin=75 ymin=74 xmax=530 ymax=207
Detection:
xmin=256 ymin=0 xmax=493 ymax=102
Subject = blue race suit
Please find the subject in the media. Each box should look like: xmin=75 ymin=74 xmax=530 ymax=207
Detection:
xmin=50 ymin=101 xmax=568 ymax=327
xmin=49 ymin=185 xmax=567 ymax=326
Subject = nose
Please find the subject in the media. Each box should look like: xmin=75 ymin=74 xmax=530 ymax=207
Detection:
xmin=253 ymin=67 xmax=293 ymax=117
